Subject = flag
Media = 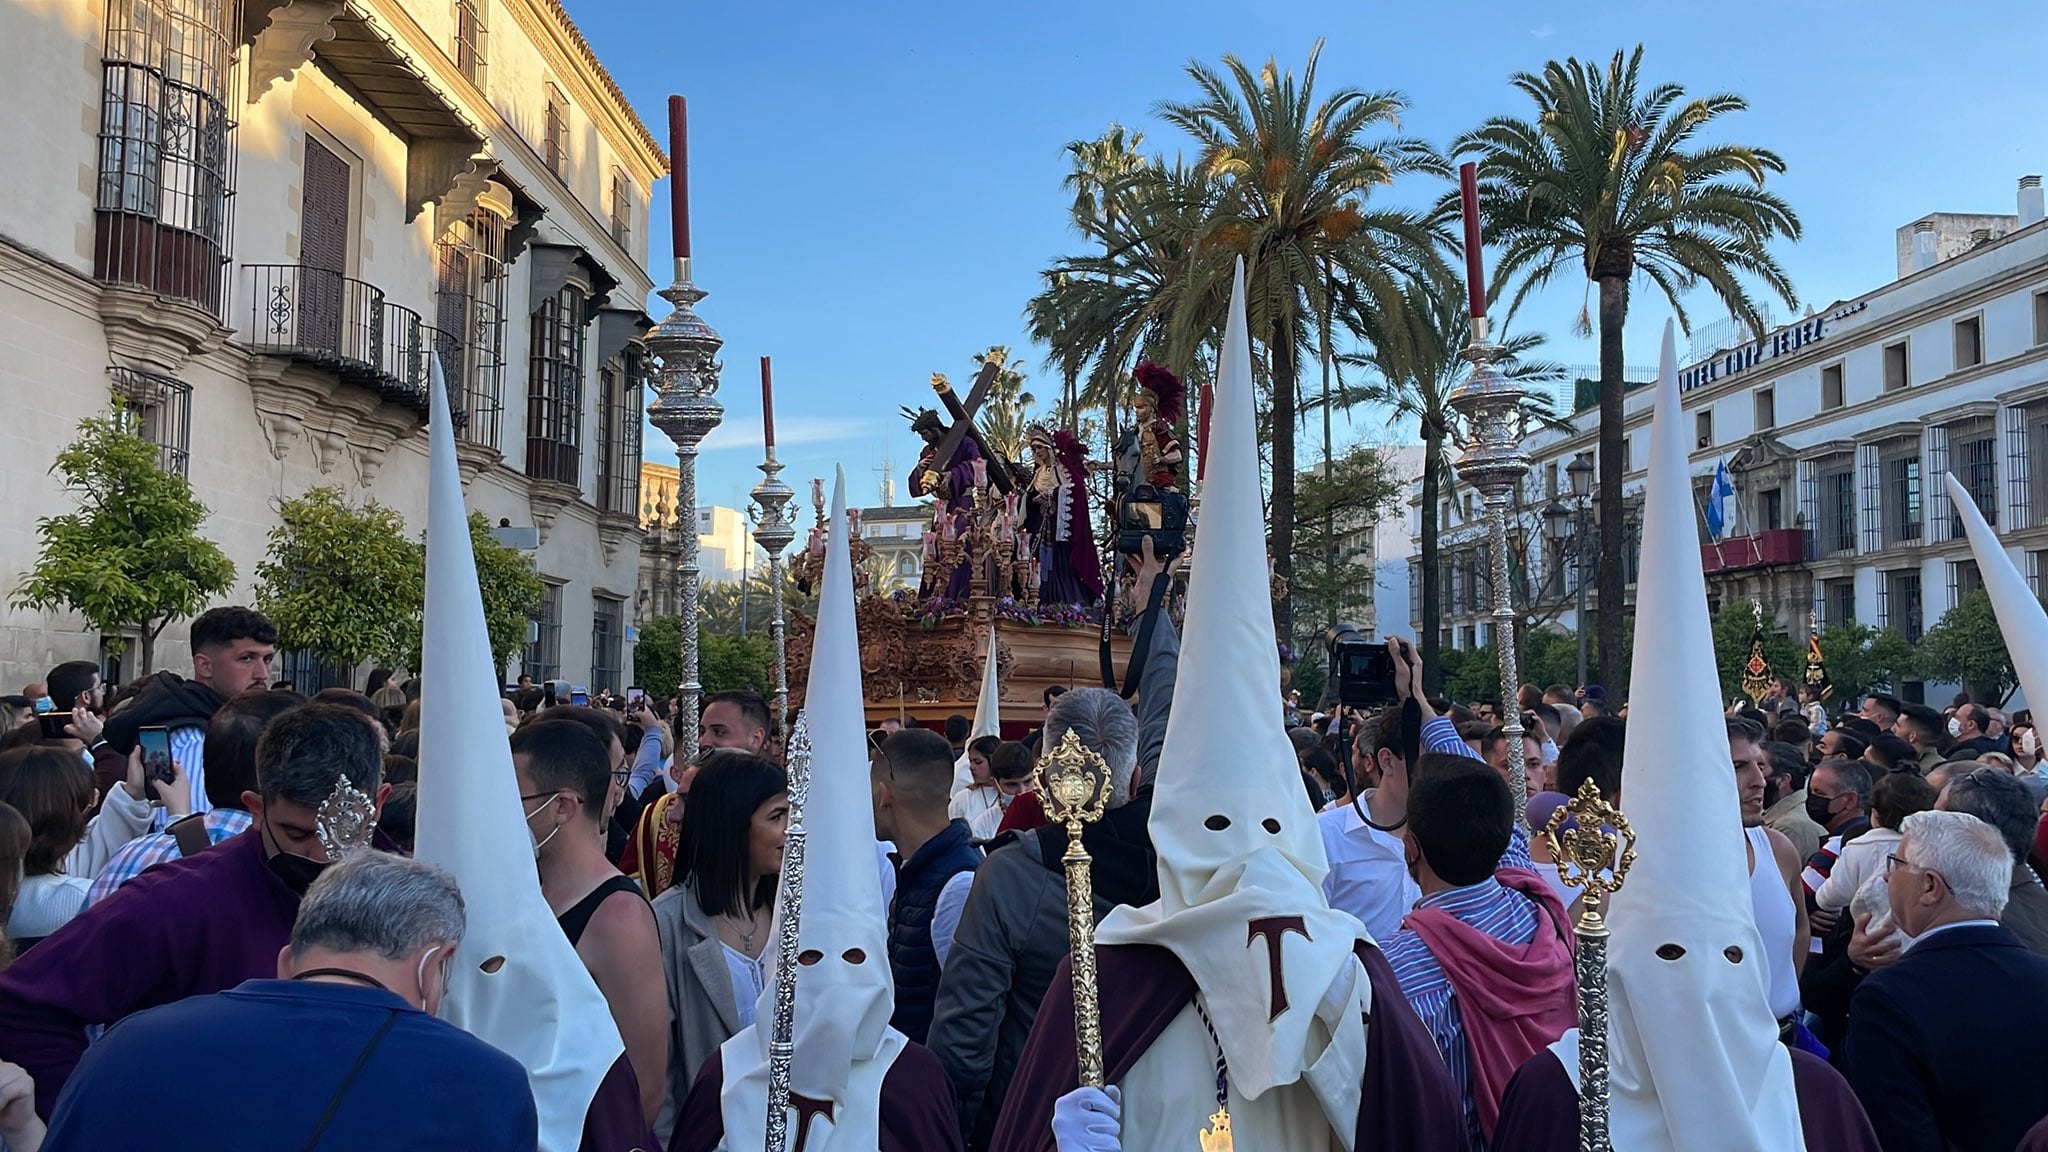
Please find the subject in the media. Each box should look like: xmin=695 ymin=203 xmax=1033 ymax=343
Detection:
xmin=1705 ymin=459 xmax=1736 ymax=540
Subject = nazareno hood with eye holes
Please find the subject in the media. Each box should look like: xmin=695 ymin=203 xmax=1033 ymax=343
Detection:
xmin=718 ymin=471 xmax=904 ymax=1151
xmin=1598 ymin=324 xmax=1806 ymax=1152
xmin=1096 ymin=261 xmax=1372 ymax=1122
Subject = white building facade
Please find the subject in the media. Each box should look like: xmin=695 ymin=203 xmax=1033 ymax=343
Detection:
xmin=1412 ymin=176 xmax=2048 ymax=698
xmin=0 ymin=0 xmax=664 ymax=693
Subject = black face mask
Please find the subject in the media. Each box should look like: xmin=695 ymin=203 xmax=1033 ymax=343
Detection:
xmin=263 ymin=820 xmax=328 ymax=896
xmin=1804 ymin=792 xmax=1837 ymax=828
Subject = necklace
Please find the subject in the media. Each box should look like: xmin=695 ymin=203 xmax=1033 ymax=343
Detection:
xmin=1194 ymin=998 xmax=1232 ymax=1152
xmin=723 ymin=906 xmax=763 ymax=953
xmin=293 ymin=967 xmax=388 ymax=991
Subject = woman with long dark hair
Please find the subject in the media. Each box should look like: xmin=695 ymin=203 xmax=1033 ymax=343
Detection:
xmin=648 ymin=750 xmax=787 ymax=1144
xmin=0 ymin=745 xmax=176 ymax=950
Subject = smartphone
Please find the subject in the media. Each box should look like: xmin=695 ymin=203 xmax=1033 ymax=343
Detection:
xmin=570 ymin=689 xmax=590 ymax=707
xmin=137 ymin=725 xmax=174 ymax=803
xmin=625 ymin=686 xmax=645 ymax=707
xmin=37 ymin=711 xmax=73 ymax=740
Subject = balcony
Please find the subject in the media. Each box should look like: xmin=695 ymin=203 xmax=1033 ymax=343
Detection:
xmin=242 ymin=264 xmax=437 ymax=413
xmin=1702 ymin=527 xmax=1807 ymax=574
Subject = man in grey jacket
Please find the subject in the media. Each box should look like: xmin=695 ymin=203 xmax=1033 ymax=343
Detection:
xmin=927 ymin=601 xmax=1179 ymax=1149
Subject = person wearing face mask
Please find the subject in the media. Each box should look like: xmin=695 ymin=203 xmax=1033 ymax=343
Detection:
xmin=0 ymin=702 xmax=388 ymax=1119
xmin=512 ymin=720 xmax=669 ymax=1129
xmin=1947 ymin=703 xmax=2003 ymax=760
xmin=37 ymin=851 xmax=536 ymax=1150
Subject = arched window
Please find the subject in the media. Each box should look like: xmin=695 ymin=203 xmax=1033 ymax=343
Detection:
xmin=438 ymin=205 xmax=509 ymax=449
xmin=95 ymin=0 xmax=237 ymax=316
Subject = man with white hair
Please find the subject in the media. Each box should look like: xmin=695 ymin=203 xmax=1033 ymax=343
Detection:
xmin=1841 ymin=809 xmax=2048 ymax=1151
xmin=40 ymin=852 xmax=537 ymax=1149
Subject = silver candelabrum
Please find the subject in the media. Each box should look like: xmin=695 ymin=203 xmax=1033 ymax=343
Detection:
xmin=1448 ymin=318 xmax=1533 ymax=830
xmin=751 ymin=449 xmax=797 ymax=732
xmin=646 ymin=257 xmax=724 ymax=772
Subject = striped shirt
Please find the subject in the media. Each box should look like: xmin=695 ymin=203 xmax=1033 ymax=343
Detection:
xmin=1384 ymin=877 xmax=1543 ymax=1151
xmin=84 ymin=809 xmax=252 ymax=907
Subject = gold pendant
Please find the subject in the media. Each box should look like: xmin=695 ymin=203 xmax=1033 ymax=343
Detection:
xmin=1199 ymin=1106 xmax=1232 ymax=1152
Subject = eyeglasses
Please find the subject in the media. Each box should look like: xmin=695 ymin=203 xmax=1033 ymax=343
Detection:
xmin=1884 ymin=852 xmax=1906 ymax=874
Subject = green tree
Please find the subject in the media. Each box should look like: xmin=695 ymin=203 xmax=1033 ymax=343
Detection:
xmin=458 ymin=513 xmax=544 ymax=673
xmin=1289 ymin=444 xmax=1402 ymax=636
xmin=1347 ymin=280 xmax=1563 ymax=694
xmin=1707 ymin=601 xmax=1801 ymax=705
xmin=1815 ymin=623 xmax=1918 ymax=707
xmin=1046 ymin=124 xmax=1151 ymax=427
xmin=698 ymin=571 xmax=815 ymax=638
xmin=702 ymin=632 xmax=776 ymax=696
xmin=13 ymin=411 xmax=236 ymax=674
xmin=1157 ymin=42 xmax=1445 ymax=643
xmin=1520 ymin=627 xmax=1583 ymax=696
xmin=1456 ymin=46 xmax=1801 ymax=699
xmin=1918 ymin=590 xmax=2014 ymax=703
xmin=634 ymin=615 xmax=685 ymax=701
xmin=254 ymin=487 xmax=422 ymax=679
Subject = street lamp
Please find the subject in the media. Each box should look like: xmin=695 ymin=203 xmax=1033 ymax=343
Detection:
xmin=1566 ymin=451 xmax=1594 ymax=687
xmin=1542 ymin=499 xmax=1572 ymax=601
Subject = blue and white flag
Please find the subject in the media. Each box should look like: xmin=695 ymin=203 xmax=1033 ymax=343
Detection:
xmin=1705 ymin=459 xmax=1736 ymax=540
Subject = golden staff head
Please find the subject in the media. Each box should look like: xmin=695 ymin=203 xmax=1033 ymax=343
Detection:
xmin=1540 ymin=778 xmax=1637 ymax=927
xmin=1038 ymin=729 xmax=1112 ymax=836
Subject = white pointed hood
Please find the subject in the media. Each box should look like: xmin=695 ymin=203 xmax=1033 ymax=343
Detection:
xmin=1602 ymin=322 xmax=1804 ymax=1151
xmin=720 ymin=469 xmax=903 ymax=1151
xmin=1097 ymin=260 xmax=1369 ymax=1127
xmin=412 ymin=362 xmax=623 ymax=1151
xmin=1944 ymin=471 xmax=2048 ymax=709
xmin=952 ymin=626 xmax=1002 ymax=796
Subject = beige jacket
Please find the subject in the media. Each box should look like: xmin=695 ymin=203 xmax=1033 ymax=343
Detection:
xmin=650 ymin=877 xmax=745 ymax=1148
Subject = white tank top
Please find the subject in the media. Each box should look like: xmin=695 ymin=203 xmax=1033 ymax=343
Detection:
xmin=1746 ymin=825 xmax=1801 ymax=1020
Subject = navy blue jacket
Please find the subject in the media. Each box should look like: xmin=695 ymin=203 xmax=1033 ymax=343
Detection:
xmin=1841 ymin=921 xmax=2048 ymax=1152
xmin=42 ymin=979 xmax=537 ymax=1151
xmin=888 ymin=818 xmax=981 ymax=1043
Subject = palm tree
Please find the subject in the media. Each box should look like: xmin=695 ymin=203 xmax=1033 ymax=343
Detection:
xmin=1157 ymin=41 xmax=1446 ymax=641
xmin=1453 ymin=46 xmax=1800 ymax=696
xmin=1058 ymin=126 xmax=1149 ymax=428
xmin=1347 ymin=279 xmax=1564 ymax=694
xmin=971 ymin=345 xmax=1036 ymax=461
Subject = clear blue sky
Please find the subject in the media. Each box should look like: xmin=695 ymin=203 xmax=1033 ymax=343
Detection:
xmin=563 ymin=0 xmax=2048 ymax=517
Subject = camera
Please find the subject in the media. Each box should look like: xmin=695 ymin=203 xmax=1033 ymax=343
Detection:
xmin=1116 ymin=485 xmax=1191 ymax=558
xmin=1327 ymin=623 xmax=1398 ymax=709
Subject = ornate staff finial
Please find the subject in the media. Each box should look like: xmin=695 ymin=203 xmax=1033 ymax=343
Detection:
xmin=315 ymin=775 xmax=379 ymax=862
xmin=1541 ymin=778 xmax=1638 ymax=1152
xmin=1037 ymin=729 xmax=1113 ymax=1089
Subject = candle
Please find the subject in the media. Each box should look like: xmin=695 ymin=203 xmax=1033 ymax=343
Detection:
xmin=811 ymin=478 xmax=824 ymax=510
xmin=973 ymin=459 xmax=988 ymax=488
xmin=667 ymin=96 xmax=690 ymax=262
xmin=1458 ymin=161 xmax=1486 ymax=320
xmin=1196 ymin=382 xmax=1215 ymax=483
xmin=760 ymin=356 xmax=775 ymax=453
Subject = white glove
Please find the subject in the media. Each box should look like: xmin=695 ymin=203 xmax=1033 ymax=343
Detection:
xmin=1052 ymin=1084 xmax=1122 ymax=1152
xmin=1317 ymin=954 xmax=1362 ymax=1025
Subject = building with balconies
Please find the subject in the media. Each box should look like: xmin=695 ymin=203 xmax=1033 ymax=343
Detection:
xmin=1411 ymin=173 xmax=2048 ymax=699
xmin=0 ymin=0 xmax=663 ymax=692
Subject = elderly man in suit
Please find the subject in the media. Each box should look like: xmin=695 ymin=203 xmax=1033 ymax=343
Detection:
xmin=1841 ymin=809 xmax=2048 ymax=1152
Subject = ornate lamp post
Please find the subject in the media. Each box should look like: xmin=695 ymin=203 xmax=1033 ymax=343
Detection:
xmin=1568 ymin=451 xmax=1595 ymax=687
xmin=751 ymin=356 xmax=797 ymax=731
xmin=647 ymin=95 xmax=722 ymax=771
xmin=1447 ymin=162 xmax=1533 ymax=829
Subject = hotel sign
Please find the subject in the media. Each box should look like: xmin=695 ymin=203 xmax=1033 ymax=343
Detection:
xmin=1679 ymin=301 xmax=1869 ymax=393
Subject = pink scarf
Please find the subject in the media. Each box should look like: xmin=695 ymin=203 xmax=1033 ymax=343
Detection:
xmin=1401 ymin=866 xmax=1576 ymax=1143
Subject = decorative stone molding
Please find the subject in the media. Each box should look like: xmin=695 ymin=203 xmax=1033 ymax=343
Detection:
xmin=99 ymin=286 xmax=228 ymax=375
xmin=244 ymin=358 xmax=331 ymax=462
xmin=351 ymin=439 xmax=389 ymax=488
xmin=453 ymin=438 xmax=498 ymax=486
xmin=245 ymin=0 xmax=343 ymax=102
xmin=527 ymin=480 xmax=583 ymax=545
xmin=257 ymin=410 xmax=301 ymax=461
xmin=596 ymin=512 xmax=640 ymax=566
xmin=433 ymin=158 xmax=505 ymax=241
xmin=408 ymin=141 xmax=492 ymax=226
xmin=307 ymin=429 xmax=348 ymax=475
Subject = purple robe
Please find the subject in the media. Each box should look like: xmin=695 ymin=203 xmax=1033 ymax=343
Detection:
xmin=0 ymin=826 xmax=301 ymax=1117
xmin=583 ymin=1055 xmax=658 ymax=1152
xmin=987 ymin=940 xmax=1464 ymax=1152
xmin=912 ymin=439 xmax=981 ymax=601
xmin=668 ymin=1041 xmax=964 ymax=1152
xmin=1491 ymin=1044 xmax=1882 ymax=1152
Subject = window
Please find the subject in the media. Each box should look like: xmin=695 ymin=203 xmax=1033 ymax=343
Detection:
xmin=594 ymin=357 xmax=644 ymax=515
xmin=526 ymin=286 xmax=585 ymax=485
xmin=1761 ymin=487 xmax=1783 ymax=531
xmin=1883 ymin=453 xmax=1922 ymax=544
xmin=1825 ymin=578 xmax=1856 ymax=628
xmin=454 ymin=0 xmax=487 ymax=86
xmin=1949 ymin=560 xmax=1984 ymax=606
xmin=280 ymin=650 xmax=352 ymax=695
xmin=609 ymin=168 xmax=631 ymax=248
xmin=1621 ymin=436 xmax=1632 ymax=473
xmin=1884 ymin=341 xmax=1910 ymax=391
xmin=1822 ymin=466 xmax=1856 ymax=554
xmin=1954 ymin=316 xmax=1984 ymax=372
xmin=1545 ymin=461 xmax=1559 ymax=497
xmin=523 ymin=581 xmax=563 ymax=682
xmin=544 ymin=83 xmax=569 ymax=178
xmin=2035 ymin=291 xmax=2048 ymax=347
xmin=436 ymin=208 xmax=508 ymax=450
xmin=1954 ymin=429 xmax=1997 ymax=529
xmin=1754 ymin=387 xmax=1775 ymax=431
xmin=95 ymin=0 xmax=238 ymax=317
xmin=1822 ymin=363 xmax=1845 ymax=410
xmin=591 ymin=595 xmax=623 ymax=691
xmin=1695 ymin=409 xmax=1714 ymax=449
xmin=108 ymin=367 xmax=192 ymax=475
xmin=1883 ymin=568 xmax=1924 ymax=641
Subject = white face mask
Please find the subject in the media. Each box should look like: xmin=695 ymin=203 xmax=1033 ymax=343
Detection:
xmin=2021 ymin=730 xmax=2039 ymax=758
xmin=523 ymin=794 xmax=564 ymax=860
xmin=1948 ymin=717 xmax=1964 ymax=739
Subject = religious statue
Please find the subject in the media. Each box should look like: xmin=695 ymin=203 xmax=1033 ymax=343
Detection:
xmin=905 ymin=404 xmax=981 ymax=599
xmin=1022 ymin=425 xmax=1104 ymax=606
xmin=1111 ymin=360 xmax=1186 ymax=499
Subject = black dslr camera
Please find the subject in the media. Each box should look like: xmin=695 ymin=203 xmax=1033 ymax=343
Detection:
xmin=1327 ymin=623 xmax=1398 ymax=708
xmin=1116 ymin=484 xmax=1191 ymax=558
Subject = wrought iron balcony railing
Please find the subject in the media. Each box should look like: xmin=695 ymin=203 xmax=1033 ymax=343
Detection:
xmin=242 ymin=264 xmax=437 ymax=413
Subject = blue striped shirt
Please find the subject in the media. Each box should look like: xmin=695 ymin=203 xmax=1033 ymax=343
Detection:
xmin=1384 ymin=877 xmax=1543 ymax=1151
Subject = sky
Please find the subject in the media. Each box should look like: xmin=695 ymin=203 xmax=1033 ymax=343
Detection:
xmin=563 ymin=0 xmax=2048 ymax=519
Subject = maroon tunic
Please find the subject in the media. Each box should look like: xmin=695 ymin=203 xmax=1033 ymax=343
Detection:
xmin=987 ymin=941 xmax=1464 ymax=1152
xmin=1491 ymin=1044 xmax=1883 ymax=1151
xmin=583 ymin=1054 xmax=658 ymax=1151
xmin=668 ymin=1041 xmax=964 ymax=1152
